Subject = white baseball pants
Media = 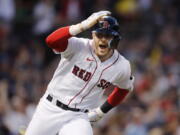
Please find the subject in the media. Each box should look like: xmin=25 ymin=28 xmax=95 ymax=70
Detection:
xmin=25 ymin=95 xmax=93 ymax=135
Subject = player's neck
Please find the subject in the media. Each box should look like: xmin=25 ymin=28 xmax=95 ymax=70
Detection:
xmin=97 ymin=50 xmax=114 ymax=62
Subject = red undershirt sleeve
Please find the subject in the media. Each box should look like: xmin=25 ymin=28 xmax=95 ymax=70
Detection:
xmin=45 ymin=26 xmax=72 ymax=52
xmin=107 ymin=87 xmax=130 ymax=106
xmin=100 ymin=87 xmax=130 ymax=113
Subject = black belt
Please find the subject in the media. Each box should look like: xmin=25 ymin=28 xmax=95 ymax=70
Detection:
xmin=46 ymin=94 xmax=88 ymax=113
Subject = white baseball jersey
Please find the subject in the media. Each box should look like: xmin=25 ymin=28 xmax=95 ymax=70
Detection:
xmin=46 ymin=37 xmax=133 ymax=110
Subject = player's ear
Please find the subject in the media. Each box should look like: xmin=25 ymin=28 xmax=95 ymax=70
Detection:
xmin=92 ymin=31 xmax=96 ymax=38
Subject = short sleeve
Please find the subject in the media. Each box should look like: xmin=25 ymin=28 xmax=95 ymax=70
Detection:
xmin=114 ymin=61 xmax=134 ymax=91
xmin=61 ymin=37 xmax=89 ymax=59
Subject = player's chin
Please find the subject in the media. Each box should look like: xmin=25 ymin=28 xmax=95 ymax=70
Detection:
xmin=98 ymin=47 xmax=109 ymax=53
xmin=97 ymin=49 xmax=109 ymax=56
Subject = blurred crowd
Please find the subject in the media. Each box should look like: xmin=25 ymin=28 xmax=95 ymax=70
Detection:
xmin=0 ymin=0 xmax=180 ymax=135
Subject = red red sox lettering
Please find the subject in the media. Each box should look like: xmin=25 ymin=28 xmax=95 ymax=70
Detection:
xmin=72 ymin=65 xmax=92 ymax=81
xmin=97 ymin=79 xmax=111 ymax=89
xmin=72 ymin=65 xmax=112 ymax=89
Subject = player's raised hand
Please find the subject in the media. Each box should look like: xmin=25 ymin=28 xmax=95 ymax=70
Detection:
xmin=70 ymin=11 xmax=111 ymax=35
xmin=81 ymin=11 xmax=111 ymax=30
xmin=88 ymin=107 xmax=105 ymax=123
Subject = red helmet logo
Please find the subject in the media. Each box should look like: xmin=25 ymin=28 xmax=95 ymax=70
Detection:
xmin=102 ymin=21 xmax=110 ymax=28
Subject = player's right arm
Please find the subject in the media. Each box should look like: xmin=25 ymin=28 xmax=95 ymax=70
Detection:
xmin=46 ymin=26 xmax=72 ymax=52
xmin=46 ymin=11 xmax=111 ymax=53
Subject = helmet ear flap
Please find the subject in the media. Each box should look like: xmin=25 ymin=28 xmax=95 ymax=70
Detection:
xmin=108 ymin=33 xmax=122 ymax=49
xmin=108 ymin=35 xmax=121 ymax=49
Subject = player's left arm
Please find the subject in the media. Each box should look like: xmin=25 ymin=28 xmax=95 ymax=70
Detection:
xmin=88 ymin=61 xmax=134 ymax=123
xmin=88 ymin=86 xmax=133 ymax=122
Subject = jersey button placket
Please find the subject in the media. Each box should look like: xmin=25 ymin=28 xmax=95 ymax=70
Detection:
xmin=69 ymin=59 xmax=98 ymax=107
xmin=76 ymin=63 xmax=103 ymax=106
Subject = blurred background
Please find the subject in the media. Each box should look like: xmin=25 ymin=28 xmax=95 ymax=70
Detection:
xmin=0 ymin=0 xmax=180 ymax=135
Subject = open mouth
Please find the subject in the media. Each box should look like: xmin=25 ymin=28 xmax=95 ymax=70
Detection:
xmin=99 ymin=44 xmax=108 ymax=49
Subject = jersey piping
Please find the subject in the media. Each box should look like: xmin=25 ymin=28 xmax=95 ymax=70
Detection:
xmin=67 ymin=46 xmax=98 ymax=106
xmin=77 ymin=49 xmax=120 ymax=106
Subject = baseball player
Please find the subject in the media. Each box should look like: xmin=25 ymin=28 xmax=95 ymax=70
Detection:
xmin=25 ymin=11 xmax=134 ymax=135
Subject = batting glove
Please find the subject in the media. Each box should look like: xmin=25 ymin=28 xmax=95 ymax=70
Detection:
xmin=70 ymin=11 xmax=111 ymax=35
xmin=88 ymin=107 xmax=105 ymax=123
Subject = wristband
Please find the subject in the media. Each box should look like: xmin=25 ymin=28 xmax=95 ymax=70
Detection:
xmin=100 ymin=101 xmax=114 ymax=113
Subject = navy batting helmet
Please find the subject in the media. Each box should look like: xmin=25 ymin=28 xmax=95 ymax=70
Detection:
xmin=94 ymin=16 xmax=122 ymax=49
